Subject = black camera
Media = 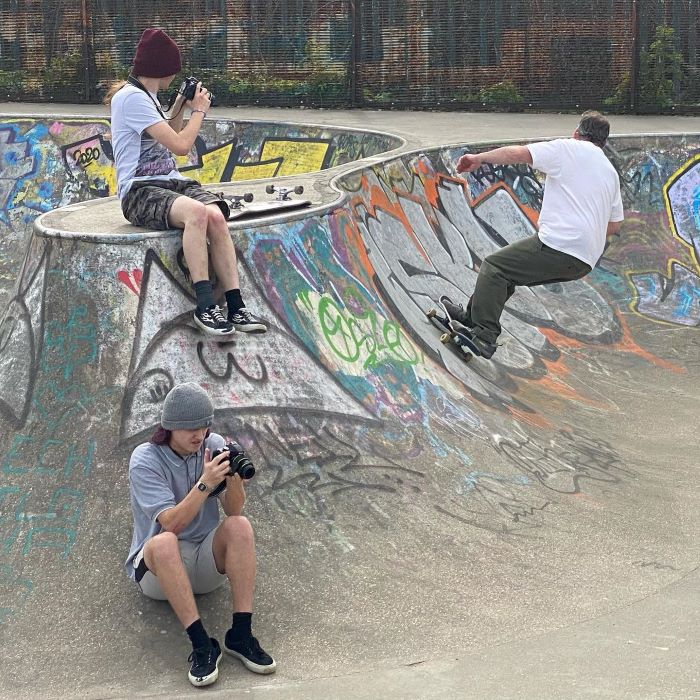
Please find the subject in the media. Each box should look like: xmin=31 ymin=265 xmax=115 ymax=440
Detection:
xmin=212 ymin=441 xmax=255 ymax=480
xmin=179 ymin=75 xmax=215 ymax=105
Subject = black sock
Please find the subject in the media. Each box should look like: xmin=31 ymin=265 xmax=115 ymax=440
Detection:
xmin=186 ymin=618 xmax=211 ymax=649
xmin=225 ymin=288 xmax=244 ymax=314
xmin=194 ymin=280 xmax=216 ymax=311
xmin=227 ymin=612 xmax=252 ymax=642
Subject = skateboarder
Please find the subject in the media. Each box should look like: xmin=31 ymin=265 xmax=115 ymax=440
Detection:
xmin=105 ymin=28 xmax=266 ymax=337
xmin=125 ymin=382 xmax=276 ymax=687
xmin=447 ymin=110 xmax=624 ymax=358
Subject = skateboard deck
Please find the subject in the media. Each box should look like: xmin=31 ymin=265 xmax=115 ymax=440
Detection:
xmin=222 ymin=184 xmax=311 ymax=221
xmin=426 ymin=295 xmax=483 ymax=362
xmin=225 ymin=198 xmax=311 ymax=220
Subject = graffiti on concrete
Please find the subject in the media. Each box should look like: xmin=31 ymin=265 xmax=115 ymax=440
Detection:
xmin=119 ymin=248 xmax=374 ymax=442
xmin=603 ymin=140 xmax=700 ymax=327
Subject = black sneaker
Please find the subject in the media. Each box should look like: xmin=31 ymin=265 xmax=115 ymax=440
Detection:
xmin=188 ymin=637 xmax=222 ymax=687
xmin=224 ymin=634 xmax=276 ymax=674
xmin=227 ymin=308 xmax=267 ymax=333
xmin=441 ymin=296 xmax=473 ymax=327
xmin=450 ymin=320 xmax=498 ymax=359
xmin=470 ymin=335 xmax=498 ymax=359
xmin=194 ymin=305 xmax=235 ymax=336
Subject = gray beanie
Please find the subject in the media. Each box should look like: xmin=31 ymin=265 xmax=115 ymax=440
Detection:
xmin=161 ymin=382 xmax=214 ymax=430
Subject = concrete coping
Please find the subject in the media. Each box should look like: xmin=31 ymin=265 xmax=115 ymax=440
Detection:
xmin=36 ymin=126 xmax=693 ymax=244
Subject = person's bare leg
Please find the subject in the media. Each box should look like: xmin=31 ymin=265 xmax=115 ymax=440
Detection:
xmin=168 ymin=196 xmax=210 ymax=283
xmin=144 ymin=531 xmax=200 ymax=628
xmin=205 ymin=205 xmax=240 ymax=292
xmin=212 ymin=515 xmax=255 ymax=611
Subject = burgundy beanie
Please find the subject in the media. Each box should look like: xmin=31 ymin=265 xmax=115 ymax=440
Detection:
xmin=132 ymin=28 xmax=181 ymax=78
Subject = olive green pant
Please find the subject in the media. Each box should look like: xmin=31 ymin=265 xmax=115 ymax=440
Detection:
xmin=467 ymin=235 xmax=592 ymax=344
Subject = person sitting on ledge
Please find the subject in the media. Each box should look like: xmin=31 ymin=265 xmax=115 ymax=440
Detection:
xmin=105 ymin=28 xmax=266 ymax=337
xmin=125 ymin=382 xmax=276 ymax=687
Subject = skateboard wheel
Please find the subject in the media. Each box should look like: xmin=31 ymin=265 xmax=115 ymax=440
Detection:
xmin=440 ymin=333 xmax=451 ymax=344
xmin=463 ymin=353 xmax=473 ymax=363
xmin=243 ymin=192 xmax=254 ymax=202
xmin=426 ymin=308 xmax=437 ymax=318
xmin=265 ymin=184 xmax=275 ymax=194
xmin=294 ymin=185 xmax=304 ymax=194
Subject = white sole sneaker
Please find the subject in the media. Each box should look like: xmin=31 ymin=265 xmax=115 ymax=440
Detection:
xmin=188 ymin=649 xmax=221 ymax=687
xmin=193 ymin=315 xmax=236 ymax=336
xmin=224 ymin=644 xmax=277 ymax=674
xmin=230 ymin=321 xmax=267 ymax=333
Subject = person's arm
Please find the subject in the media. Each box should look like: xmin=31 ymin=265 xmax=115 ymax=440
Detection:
xmin=606 ymin=220 xmax=622 ymax=238
xmin=220 ymin=474 xmax=246 ymax=517
xmin=167 ymin=93 xmax=187 ymax=134
xmin=157 ymin=449 xmax=230 ymax=534
xmin=607 ymin=179 xmax=624 ymax=239
xmin=456 ymin=145 xmax=532 ymax=173
xmin=145 ymin=82 xmax=211 ymax=156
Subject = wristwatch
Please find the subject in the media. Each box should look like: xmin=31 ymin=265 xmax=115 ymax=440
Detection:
xmin=196 ymin=481 xmax=209 ymax=493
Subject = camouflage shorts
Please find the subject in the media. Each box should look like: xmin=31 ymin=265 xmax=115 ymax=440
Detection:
xmin=121 ymin=178 xmax=229 ymax=230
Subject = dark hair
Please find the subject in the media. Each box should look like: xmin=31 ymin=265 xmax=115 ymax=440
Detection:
xmin=576 ymin=110 xmax=610 ymax=148
xmin=151 ymin=426 xmax=171 ymax=445
xmin=150 ymin=426 xmax=210 ymax=445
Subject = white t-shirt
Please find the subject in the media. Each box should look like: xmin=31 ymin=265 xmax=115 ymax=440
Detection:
xmin=110 ymin=83 xmax=186 ymax=199
xmin=527 ymin=138 xmax=624 ymax=268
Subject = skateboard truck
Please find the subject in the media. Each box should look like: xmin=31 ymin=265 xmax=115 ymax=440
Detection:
xmin=265 ymin=184 xmax=304 ymax=201
xmin=220 ymin=192 xmax=254 ymax=210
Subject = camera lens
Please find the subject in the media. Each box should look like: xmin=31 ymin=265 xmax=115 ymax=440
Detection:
xmin=238 ymin=462 xmax=255 ymax=480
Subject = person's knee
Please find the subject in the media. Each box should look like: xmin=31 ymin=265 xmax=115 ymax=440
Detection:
xmin=479 ymin=257 xmax=499 ymax=279
xmin=182 ymin=200 xmax=209 ymax=229
xmin=220 ymin=515 xmax=254 ymax=546
xmin=145 ymin=531 xmax=181 ymax=569
xmin=207 ymin=205 xmax=228 ymax=229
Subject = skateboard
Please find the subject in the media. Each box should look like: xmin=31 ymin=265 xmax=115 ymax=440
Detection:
xmin=425 ymin=295 xmax=483 ymax=363
xmin=220 ymin=185 xmax=311 ymax=221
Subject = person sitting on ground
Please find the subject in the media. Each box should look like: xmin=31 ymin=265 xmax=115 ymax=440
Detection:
xmin=105 ymin=27 xmax=266 ymax=337
xmin=125 ymin=382 xmax=276 ymax=687
xmin=445 ymin=110 xmax=624 ymax=359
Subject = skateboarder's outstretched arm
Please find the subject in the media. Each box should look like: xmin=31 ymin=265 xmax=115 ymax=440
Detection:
xmin=456 ymin=145 xmax=533 ymax=174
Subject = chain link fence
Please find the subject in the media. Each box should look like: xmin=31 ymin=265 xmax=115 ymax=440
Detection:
xmin=0 ymin=0 xmax=697 ymax=112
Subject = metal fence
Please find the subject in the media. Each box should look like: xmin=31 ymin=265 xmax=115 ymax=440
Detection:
xmin=0 ymin=0 xmax=697 ymax=112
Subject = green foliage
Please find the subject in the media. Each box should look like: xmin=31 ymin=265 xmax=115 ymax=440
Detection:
xmin=449 ymin=80 xmax=524 ymax=110
xmin=639 ymin=25 xmax=682 ymax=108
xmin=305 ymin=70 xmax=346 ymax=100
xmin=603 ymin=73 xmax=631 ymax=108
xmin=474 ymin=79 xmax=523 ymax=105
xmin=42 ymin=51 xmax=83 ymax=97
xmin=183 ymin=69 xmax=347 ymax=105
xmin=0 ymin=70 xmax=24 ymax=100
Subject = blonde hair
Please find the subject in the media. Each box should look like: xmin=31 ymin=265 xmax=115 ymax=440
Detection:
xmin=103 ymin=80 xmax=127 ymax=106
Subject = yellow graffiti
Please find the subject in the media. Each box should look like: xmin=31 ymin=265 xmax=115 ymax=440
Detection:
xmin=179 ymin=141 xmax=235 ymax=184
xmin=662 ymin=152 xmax=700 ymax=267
xmin=260 ymin=140 xmax=329 ymax=176
xmin=231 ymin=159 xmax=281 ymax=181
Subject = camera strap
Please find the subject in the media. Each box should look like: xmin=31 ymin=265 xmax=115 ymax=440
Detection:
xmin=126 ymin=75 xmax=176 ymax=119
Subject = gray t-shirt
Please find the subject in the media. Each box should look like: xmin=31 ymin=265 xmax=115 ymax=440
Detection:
xmin=125 ymin=432 xmax=226 ymax=580
xmin=110 ymin=83 xmax=187 ymax=200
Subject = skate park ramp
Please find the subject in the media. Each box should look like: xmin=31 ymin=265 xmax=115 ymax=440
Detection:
xmin=0 ymin=121 xmax=699 ymax=699
xmin=0 ymin=115 xmax=401 ymax=310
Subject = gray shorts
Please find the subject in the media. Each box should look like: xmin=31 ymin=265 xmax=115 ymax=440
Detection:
xmin=121 ymin=178 xmax=229 ymax=230
xmin=133 ymin=527 xmax=228 ymax=600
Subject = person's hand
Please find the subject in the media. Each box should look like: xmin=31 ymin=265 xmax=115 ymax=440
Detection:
xmin=201 ymin=447 xmax=231 ymax=490
xmin=227 ymin=471 xmax=246 ymax=494
xmin=190 ymin=82 xmax=211 ymax=113
xmin=456 ymin=153 xmax=482 ymax=173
